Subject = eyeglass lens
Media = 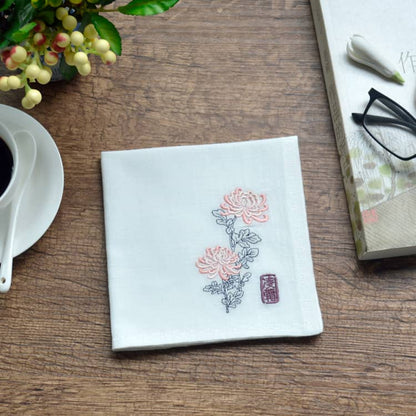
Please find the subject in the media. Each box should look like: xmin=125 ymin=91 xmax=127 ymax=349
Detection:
xmin=364 ymin=97 xmax=416 ymax=160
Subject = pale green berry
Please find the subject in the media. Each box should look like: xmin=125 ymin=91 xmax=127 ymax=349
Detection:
xmin=33 ymin=20 xmax=46 ymax=33
xmin=70 ymin=0 xmax=82 ymax=4
xmin=33 ymin=32 xmax=47 ymax=46
xmin=10 ymin=45 xmax=27 ymax=63
xmin=102 ymin=50 xmax=117 ymax=65
xmin=37 ymin=68 xmax=52 ymax=85
xmin=84 ymin=24 xmax=98 ymax=40
xmin=26 ymin=63 xmax=41 ymax=79
xmin=93 ymin=39 xmax=110 ymax=54
xmin=73 ymin=51 xmax=88 ymax=66
xmin=55 ymin=32 xmax=71 ymax=48
xmin=26 ymin=89 xmax=42 ymax=105
xmin=49 ymin=0 xmax=62 ymax=7
xmin=44 ymin=51 xmax=59 ymax=66
xmin=70 ymin=31 xmax=84 ymax=47
xmin=7 ymin=75 xmax=21 ymax=89
xmin=77 ymin=62 xmax=91 ymax=76
xmin=56 ymin=7 xmax=68 ymax=21
xmin=62 ymin=15 xmax=77 ymax=31
xmin=22 ymin=96 xmax=35 ymax=110
xmin=64 ymin=50 xmax=75 ymax=65
xmin=0 ymin=76 xmax=10 ymax=91
xmin=5 ymin=57 xmax=19 ymax=70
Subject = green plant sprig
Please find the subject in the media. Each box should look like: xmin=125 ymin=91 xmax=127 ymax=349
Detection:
xmin=0 ymin=0 xmax=180 ymax=109
xmin=0 ymin=0 xmax=180 ymax=50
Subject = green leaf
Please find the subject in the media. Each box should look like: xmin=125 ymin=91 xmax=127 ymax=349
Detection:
xmin=15 ymin=0 xmax=36 ymax=25
xmin=96 ymin=0 xmax=115 ymax=5
xmin=36 ymin=9 xmax=56 ymax=25
xmin=11 ymin=21 xmax=36 ymax=43
xmin=79 ymin=11 xmax=93 ymax=32
xmin=0 ymin=38 xmax=9 ymax=49
xmin=118 ymin=0 xmax=180 ymax=16
xmin=0 ymin=0 xmax=36 ymax=48
xmin=89 ymin=14 xmax=122 ymax=55
xmin=0 ymin=0 xmax=14 ymax=12
xmin=59 ymin=59 xmax=78 ymax=81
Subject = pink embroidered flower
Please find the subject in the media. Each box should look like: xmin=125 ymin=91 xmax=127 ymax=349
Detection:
xmin=196 ymin=246 xmax=241 ymax=281
xmin=220 ymin=188 xmax=269 ymax=224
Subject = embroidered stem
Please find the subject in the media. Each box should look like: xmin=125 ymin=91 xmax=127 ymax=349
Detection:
xmin=222 ymin=281 xmax=230 ymax=313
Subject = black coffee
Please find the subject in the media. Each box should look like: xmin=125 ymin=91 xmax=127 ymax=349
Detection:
xmin=0 ymin=137 xmax=13 ymax=197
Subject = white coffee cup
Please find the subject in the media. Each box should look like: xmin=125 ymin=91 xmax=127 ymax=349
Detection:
xmin=0 ymin=121 xmax=20 ymax=208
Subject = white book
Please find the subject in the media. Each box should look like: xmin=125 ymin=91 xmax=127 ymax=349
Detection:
xmin=311 ymin=0 xmax=416 ymax=259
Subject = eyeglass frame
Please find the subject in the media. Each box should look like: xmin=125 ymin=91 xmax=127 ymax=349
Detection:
xmin=352 ymin=88 xmax=416 ymax=161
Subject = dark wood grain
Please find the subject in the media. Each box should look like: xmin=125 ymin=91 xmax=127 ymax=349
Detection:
xmin=1 ymin=1 xmax=415 ymax=414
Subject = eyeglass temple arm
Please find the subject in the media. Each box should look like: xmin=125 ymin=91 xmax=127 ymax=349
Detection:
xmin=352 ymin=113 xmax=416 ymax=134
xmin=378 ymin=97 xmax=415 ymax=124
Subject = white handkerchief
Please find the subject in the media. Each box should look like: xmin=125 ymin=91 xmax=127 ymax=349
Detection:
xmin=101 ymin=137 xmax=323 ymax=351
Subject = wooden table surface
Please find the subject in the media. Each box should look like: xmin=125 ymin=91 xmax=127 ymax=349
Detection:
xmin=1 ymin=0 xmax=415 ymax=414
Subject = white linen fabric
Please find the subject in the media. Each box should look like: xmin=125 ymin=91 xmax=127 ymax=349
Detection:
xmin=101 ymin=137 xmax=323 ymax=351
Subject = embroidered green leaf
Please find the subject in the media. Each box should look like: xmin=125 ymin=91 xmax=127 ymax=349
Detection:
xmin=89 ymin=14 xmax=122 ymax=55
xmin=118 ymin=0 xmax=180 ymax=16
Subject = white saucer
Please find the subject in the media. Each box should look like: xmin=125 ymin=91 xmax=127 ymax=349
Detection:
xmin=0 ymin=105 xmax=64 ymax=257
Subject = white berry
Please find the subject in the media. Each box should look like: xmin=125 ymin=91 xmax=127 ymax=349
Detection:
xmin=56 ymin=7 xmax=68 ymax=21
xmin=0 ymin=77 xmax=10 ymax=91
xmin=73 ymin=51 xmax=88 ymax=66
xmin=94 ymin=39 xmax=110 ymax=54
xmin=102 ymin=50 xmax=117 ymax=65
xmin=7 ymin=75 xmax=21 ymax=89
xmin=10 ymin=46 xmax=27 ymax=63
xmin=84 ymin=24 xmax=98 ymax=40
xmin=22 ymin=96 xmax=35 ymax=110
xmin=37 ymin=68 xmax=52 ymax=85
xmin=26 ymin=89 xmax=42 ymax=105
xmin=77 ymin=62 xmax=91 ymax=76
xmin=26 ymin=63 xmax=41 ymax=79
xmin=70 ymin=31 xmax=84 ymax=47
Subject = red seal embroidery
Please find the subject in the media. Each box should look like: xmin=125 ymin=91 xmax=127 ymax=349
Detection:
xmin=260 ymin=274 xmax=279 ymax=304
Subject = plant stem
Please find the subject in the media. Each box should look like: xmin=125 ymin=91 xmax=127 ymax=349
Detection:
xmin=87 ymin=8 xmax=119 ymax=13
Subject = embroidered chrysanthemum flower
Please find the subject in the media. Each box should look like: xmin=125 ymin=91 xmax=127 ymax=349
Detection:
xmin=196 ymin=246 xmax=241 ymax=281
xmin=220 ymin=187 xmax=269 ymax=224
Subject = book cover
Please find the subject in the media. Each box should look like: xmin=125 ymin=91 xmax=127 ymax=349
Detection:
xmin=311 ymin=0 xmax=416 ymax=259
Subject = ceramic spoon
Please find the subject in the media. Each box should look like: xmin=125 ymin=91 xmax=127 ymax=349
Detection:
xmin=0 ymin=131 xmax=37 ymax=293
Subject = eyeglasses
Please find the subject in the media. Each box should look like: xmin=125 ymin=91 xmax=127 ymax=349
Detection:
xmin=352 ymin=88 xmax=416 ymax=161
